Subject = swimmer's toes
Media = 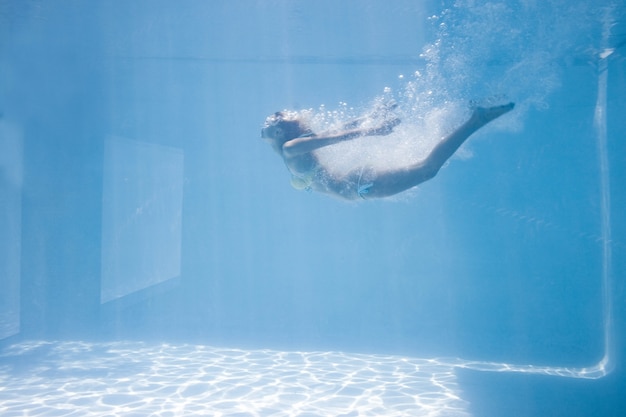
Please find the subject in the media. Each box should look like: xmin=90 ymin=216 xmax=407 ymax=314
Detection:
xmin=474 ymin=102 xmax=514 ymax=123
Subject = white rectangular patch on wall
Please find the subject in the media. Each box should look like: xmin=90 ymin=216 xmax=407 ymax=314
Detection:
xmin=101 ymin=136 xmax=184 ymax=304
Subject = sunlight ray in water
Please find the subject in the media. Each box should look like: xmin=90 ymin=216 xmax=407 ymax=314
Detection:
xmin=0 ymin=340 xmax=608 ymax=417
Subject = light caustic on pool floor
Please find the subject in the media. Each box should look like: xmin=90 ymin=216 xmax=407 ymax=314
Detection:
xmin=0 ymin=341 xmax=470 ymax=417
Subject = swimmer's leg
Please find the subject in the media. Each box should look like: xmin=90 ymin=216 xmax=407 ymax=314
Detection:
xmin=423 ymin=102 xmax=515 ymax=172
xmin=358 ymin=102 xmax=515 ymax=199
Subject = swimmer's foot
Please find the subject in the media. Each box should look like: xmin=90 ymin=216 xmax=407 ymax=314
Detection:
xmin=470 ymin=102 xmax=515 ymax=125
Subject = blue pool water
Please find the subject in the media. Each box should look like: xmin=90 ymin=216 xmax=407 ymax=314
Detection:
xmin=1 ymin=0 xmax=625 ymax=416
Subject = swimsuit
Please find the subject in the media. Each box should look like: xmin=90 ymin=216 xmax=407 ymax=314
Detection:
xmin=357 ymin=182 xmax=374 ymax=199
xmin=290 ymin=170 xmax=316 ymax=192
xmin=290 ymin=166 xmax=374 ymax=199
xmin=286 ymin=130 xmax=374 ymax=198
xmin=287 ymin=132 xmax=318 ymax=192
xmin=356 ymin=167 xmax=374 ymax=199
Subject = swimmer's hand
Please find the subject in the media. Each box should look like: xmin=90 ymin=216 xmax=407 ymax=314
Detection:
xmin=370 ymin=100 xmax=398 ymax=119
xmin=366 ymin=118 xmax=401 ymax=136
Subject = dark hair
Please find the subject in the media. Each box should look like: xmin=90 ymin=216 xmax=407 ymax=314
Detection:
xmin=263 ymin=111 xmax=312 ymax=143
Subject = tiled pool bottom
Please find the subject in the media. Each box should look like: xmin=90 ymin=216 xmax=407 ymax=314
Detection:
xmin=0 ymin=341 xmax=470 ymax=417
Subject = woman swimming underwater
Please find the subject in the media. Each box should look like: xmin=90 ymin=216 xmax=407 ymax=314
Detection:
xmin=261 ymin=102 xmax=514 ymax=200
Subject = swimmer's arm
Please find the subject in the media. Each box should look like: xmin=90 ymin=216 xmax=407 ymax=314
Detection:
xmin=282 ymin=130 xmax=365 ymax=157
xmin=282 ymin=118 xmax=401 ymax=157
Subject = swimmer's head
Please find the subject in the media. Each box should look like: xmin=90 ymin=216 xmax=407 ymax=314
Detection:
xmin=261 ymin=111 xmax=311 ymax=151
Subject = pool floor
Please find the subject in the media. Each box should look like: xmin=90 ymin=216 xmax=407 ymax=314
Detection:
xmin=0 ymin=341 xmax=469 ymax=417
